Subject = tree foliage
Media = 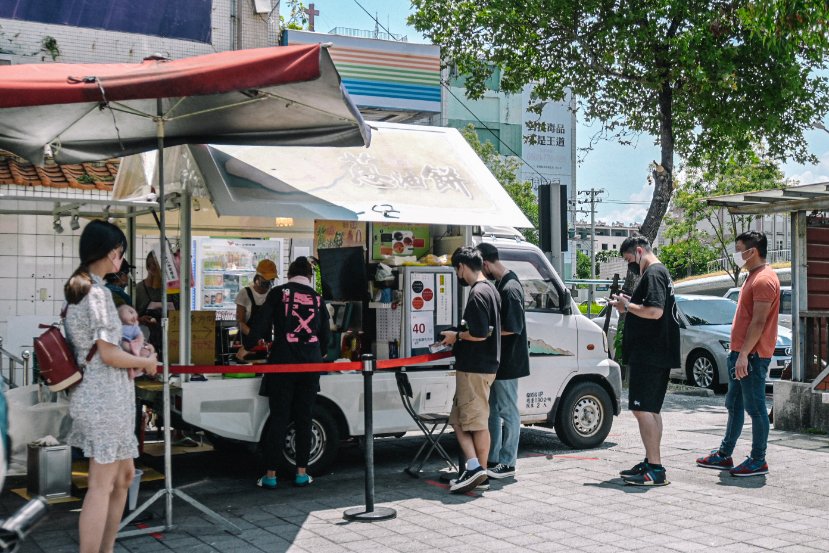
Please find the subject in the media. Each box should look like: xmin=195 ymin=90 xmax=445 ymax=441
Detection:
xmin=280 ymin=0 xmax=308 ymax=31
xmin=665 ymin=146 xmax=789 ymax=284
xmin=576 ymin=251 xmax=593 ymax=279
xmin=460 ymin=125 xmax=539 ymax=245
xmin=410 ymin=0 xmax=829 ymax=244
xmin=660 ymin=239 xmax=719 ymax=280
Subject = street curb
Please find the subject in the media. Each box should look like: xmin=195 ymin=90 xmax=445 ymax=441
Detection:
xmin=670 ymin=387 xmax=715 ymax=397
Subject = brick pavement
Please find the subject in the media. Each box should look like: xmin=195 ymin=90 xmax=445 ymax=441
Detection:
xmin=5 ymin=391 xmax=829 ymax=553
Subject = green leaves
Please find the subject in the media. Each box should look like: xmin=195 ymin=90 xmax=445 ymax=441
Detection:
xmin=665 ymin=143 xmax=789 ymax=282
xmin=460 ymin=125 xmax=540 ymax=245
xmin=411 ymin=0 xmax=829 ymax=242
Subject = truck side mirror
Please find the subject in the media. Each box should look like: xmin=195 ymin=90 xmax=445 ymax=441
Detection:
xmin=560 ymin=289 xmax=573 ymax=315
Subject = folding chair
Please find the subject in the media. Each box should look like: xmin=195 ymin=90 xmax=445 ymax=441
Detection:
xmin=395 ymin=369 xmax=457 ymax=477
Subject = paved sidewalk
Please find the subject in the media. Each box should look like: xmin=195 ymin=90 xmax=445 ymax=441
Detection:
xmin=5 ymin=391 xmax=829 ymax=553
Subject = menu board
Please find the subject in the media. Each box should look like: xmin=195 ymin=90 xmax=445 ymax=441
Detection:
xmin=194 ymin=237 xmax=283 ymax=317
xmin=371 ymin=223 xmax=431 ymax=260
xmin=314 ymin=220 xmax=367 ymax=254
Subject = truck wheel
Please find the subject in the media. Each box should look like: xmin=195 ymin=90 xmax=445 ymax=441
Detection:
xmin=687 ymin=351 xmax=718 ymax=390
xmin=554 ymin=381 xmax=613 ymax=449
xmin=273 ymin=405 xmax=341 ymax=476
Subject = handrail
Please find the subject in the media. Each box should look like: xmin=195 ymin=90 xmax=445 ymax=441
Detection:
xmin=706 ymin=248 xmax=791 ymax=273
xmin=0 ymin=335 xmax=32 ymax=388
xmin=800 ymin=311 xmax=829 ymax=317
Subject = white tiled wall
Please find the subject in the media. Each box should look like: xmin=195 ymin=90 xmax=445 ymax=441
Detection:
xmin=0 ymin=206 xmax=86 ymax=340
xmin=0 ymin=0 xmax=280 ymax=343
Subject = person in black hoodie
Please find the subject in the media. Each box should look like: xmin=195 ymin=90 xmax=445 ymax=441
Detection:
xmin=240 ymin=257 xmax=330 ymax=489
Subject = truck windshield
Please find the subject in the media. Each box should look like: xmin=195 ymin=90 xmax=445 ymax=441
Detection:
xmin=498 ymin=251 xmax=561 ymax=311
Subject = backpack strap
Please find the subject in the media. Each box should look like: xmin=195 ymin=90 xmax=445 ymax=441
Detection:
xmin=245 ymin=286 xmax=255 ymax=305
xmin=59 ymin=303 xmax=98 ymax=365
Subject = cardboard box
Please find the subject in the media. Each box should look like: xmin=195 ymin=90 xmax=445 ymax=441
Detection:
xmin=168 ymin=311 xmax=216 ymax=365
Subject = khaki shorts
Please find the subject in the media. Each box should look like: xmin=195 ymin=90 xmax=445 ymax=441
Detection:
xmin=448 ymin=371 xmax=496 ymax=431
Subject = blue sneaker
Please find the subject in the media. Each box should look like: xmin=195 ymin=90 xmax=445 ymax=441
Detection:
xmin=623 ymin=463 xmax=669 ymax=486
xmin=294 ymin=474 xmax=313 ymax=487
xmin=729 ymin=457 xmax=768 ymax=477
xmin=256 ymin=475 xmax=277 ymax=489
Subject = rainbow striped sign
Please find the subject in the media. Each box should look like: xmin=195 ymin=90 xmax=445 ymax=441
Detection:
xmin=284 ymin=30 xmax=441 ymax=114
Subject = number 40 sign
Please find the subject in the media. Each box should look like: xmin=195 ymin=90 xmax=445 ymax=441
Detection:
xmin=410 ymin=311 xmax=434 ymax=349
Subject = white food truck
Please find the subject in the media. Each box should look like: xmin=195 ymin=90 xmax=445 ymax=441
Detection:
xmin=171 ymin=228 xmax=621 ymax=474
xmin=128 ymin=123 xmax=622 ymax=474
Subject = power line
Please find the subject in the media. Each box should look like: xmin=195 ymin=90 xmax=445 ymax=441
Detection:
xmin=441 ymin=84 xmax=551 ymax=184
xmin=349 ymin=0 xmax=551 ymax=184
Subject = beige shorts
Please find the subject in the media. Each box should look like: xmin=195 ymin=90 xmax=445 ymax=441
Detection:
xmin=448 ymin=371 xmax=496 ymax=431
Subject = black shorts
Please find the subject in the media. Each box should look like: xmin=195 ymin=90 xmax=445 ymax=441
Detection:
xmin=628 ymin=363 xmax=671 ymax=413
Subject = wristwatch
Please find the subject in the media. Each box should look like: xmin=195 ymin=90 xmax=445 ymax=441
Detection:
xmin=456 ymin=331 xmax=463 ymax=341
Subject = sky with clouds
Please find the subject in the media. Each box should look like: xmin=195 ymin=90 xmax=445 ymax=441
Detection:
xmin=295 ymin=1 xmax=829 ymax=225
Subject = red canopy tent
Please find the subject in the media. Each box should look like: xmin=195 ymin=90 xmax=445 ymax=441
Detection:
xmin=0 ymin=43 xmax=369 ymax=164
xmin=0 ymin=43 xmax=369 ymax=538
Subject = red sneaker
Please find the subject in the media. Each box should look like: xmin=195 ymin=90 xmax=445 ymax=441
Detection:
xmin=696 ymin=450 xmax=734 ymax=470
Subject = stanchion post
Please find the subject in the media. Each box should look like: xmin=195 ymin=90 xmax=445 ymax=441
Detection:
xmin=343 ymin=354 xmax=396 ymax=522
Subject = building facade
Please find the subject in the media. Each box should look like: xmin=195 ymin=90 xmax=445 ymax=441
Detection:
xmin=445 ymin=74 xmax=577 ymax=276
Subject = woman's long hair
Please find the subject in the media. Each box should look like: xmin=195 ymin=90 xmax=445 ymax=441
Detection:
xmin=65 ymin=220 xmax=128 ymax=305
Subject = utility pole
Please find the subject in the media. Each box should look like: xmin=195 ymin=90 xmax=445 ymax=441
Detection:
xmin=577 ymin=188 xmax=604 ymax=316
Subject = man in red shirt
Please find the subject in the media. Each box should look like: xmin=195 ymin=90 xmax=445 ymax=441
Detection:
xmin=697 ymin=231 xmax=779 ymax=477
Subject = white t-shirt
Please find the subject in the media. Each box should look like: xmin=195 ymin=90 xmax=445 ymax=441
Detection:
xmin=235 ymin=286 xmax=269 ymax=321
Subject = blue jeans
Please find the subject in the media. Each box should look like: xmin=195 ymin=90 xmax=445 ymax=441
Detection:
xmin=719 ymin=352 xmax=770 ymax=462
xmin=488 ymin=378 xmax=520 ymax=467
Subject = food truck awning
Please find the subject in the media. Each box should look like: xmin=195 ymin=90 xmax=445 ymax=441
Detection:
xmin=188 ymin=122 xmax=533 ymax=227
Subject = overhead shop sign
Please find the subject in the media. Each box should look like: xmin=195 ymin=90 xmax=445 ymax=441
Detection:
xmin=0 ymin=0 xmax=212 ymax=43
xmin=284 ymin=30 xmax=441 ymax=114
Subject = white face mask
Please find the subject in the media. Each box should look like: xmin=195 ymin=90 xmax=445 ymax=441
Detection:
xmin=732 ymin=250 xmax=748 ymax=268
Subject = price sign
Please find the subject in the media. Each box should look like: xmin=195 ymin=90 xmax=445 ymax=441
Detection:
xmin=410 ymin=310 xmax=434 ymax=349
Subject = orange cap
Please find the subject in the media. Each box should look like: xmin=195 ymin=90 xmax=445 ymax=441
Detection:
xmin=255 ymin=259 xmax=277 ymax=281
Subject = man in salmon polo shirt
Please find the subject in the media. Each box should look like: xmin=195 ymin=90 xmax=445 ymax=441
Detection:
xmin=697 ymin=231 xmax=779 ymax=477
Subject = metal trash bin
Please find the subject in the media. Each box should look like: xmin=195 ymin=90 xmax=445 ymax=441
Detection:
xmin=27 ymin=443 xmax=71 ymax=500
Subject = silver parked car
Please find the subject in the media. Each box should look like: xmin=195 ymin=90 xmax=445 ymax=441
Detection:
xmin=594 ymin=294 xmax=792 ymax=390
xmin=724 ymin=285 xmax=791 ymax=329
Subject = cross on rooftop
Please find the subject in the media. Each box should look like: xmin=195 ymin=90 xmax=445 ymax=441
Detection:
xmin=304 ymin=3 xmax=319 ymax=32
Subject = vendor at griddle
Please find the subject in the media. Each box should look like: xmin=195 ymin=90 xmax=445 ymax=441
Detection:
xmin=235 ymin=259 xmax=278 ymax=349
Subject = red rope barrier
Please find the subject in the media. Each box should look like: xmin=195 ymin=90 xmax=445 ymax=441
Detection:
xmin=169 ymin=351 xmax=453 ymax=375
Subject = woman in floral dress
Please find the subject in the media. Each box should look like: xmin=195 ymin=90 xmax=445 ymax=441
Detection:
xmin=64 ymin=220 xmax=158 ymax=553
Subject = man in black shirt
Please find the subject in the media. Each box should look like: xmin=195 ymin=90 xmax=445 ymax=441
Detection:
xmin=477 ymin=243 xmax=530 ymax=480
xmin=609 ymin=235 xmax=680 ymax=487
xmin=441 ymin=246 xmax=501 ymax=493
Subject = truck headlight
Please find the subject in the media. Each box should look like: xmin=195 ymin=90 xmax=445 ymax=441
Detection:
xmin=719 ymin=340 xmax=730 ymax=351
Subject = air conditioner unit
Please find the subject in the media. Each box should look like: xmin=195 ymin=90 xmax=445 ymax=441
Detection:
xmin=252 ymin=0 xmax=271 ymax=14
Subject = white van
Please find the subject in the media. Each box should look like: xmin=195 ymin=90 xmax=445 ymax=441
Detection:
xmin=171 ymin=230 xmax=622 ymax=474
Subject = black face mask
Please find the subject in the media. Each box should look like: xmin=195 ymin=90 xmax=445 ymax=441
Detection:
xmin=457 ymin=276 xmax=469 ymax=288
xmin=628 ymin=261 xmax=640 ymax=277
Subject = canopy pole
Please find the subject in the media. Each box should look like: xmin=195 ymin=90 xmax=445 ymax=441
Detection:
xmin=118 ymin=101 xmax=240 ymax=539
xmin=179 ymin=182 xmax=192 ymax=375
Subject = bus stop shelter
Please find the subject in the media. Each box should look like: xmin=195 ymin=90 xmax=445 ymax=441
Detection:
xmin=708 ymin=182 xmax=829 ymax=431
